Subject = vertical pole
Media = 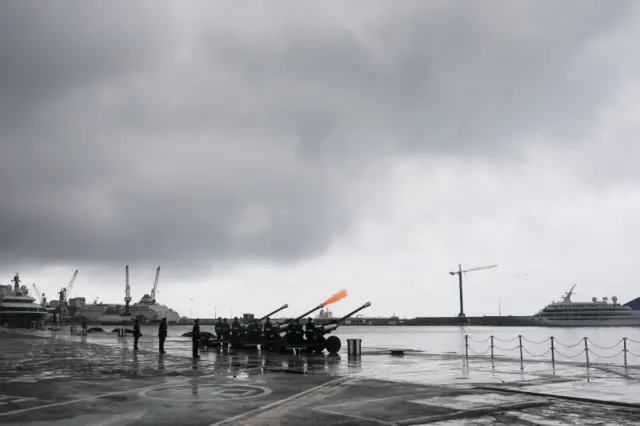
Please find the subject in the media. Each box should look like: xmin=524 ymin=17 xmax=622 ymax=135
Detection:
xmin=464 ymin=335 xmax=469 ymax=359
xmin=518 ymin=335 xmax=524 ymax=370
xmin=490 ymin=335 xmax=494 ymax=359
xmin=623 ymin=337 xmax=628 ymax=367
xmin=584 ymin=337 xmax=589 ymax=366
xmin=550 ymin=336 xmax=555 ymax=365
xmin=458 ymin=265 xmax=465 ymax=317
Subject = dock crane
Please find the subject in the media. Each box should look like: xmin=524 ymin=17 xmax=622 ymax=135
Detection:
xmin=32 ymin=283 xmax=46 ymax=306
xmin=57 ymin=270 xmax=78 ymax=320
xmin=151 ymin=266 xmax=160 ymax=304
xmin=449 ymin=264 xmax=498 ymax=317
xmin=124 ymin=265 xmax=131 ymax=316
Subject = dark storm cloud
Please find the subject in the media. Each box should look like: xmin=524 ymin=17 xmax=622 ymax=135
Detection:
xmin=0 ymin=0 xmax=633 ymax=266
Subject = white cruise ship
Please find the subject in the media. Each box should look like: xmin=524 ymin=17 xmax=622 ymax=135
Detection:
xmin=531 ymin=284 xmax=640 ymax=327
xmin=0 ymin=274 xmax=48 ymax=328
xmin=129 ymin=294 xmax=180 ymax=324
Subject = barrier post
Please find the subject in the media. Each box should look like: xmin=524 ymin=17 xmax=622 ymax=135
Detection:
xmin=584 ymin=337 xmax=589 ymax=366
xmin=490 ymin=335 xmax=494 ymax=359
xmin=550 ymin=337 xmax=555 ymax=365
xmin=518 ymin=335 xmax=524 ymax=370
xmin=623 ymin=337 xmax=628 ymax=367
xmin=464 ymin=335 xmax=469 ymax=359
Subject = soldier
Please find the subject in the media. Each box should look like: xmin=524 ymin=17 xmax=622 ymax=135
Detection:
xmin=246 ymin=318 xmax=260 ymax=341
xmin=221 ymin=318 xmax=231 ymax=341
xmin=81 ymin=317 xmax=88 ymax=334
xmin=192 ymin=318 xmax=200 ymax=359
xmin=133 ymin=318 xmax=141 ymax=350
xmin=305 ymin=317 xmax=316 ymax=342
xmin=231 ymin=317 xmax=242 ymax=340
xmin=214 ymin=317 xmax=223 ymax=341
xmin=158 ymin=318 xmax=167 ymax=354
xmin=293 ymin=318 xmax=304 ymax=343
xmin=263 ymin=317 xmax=273 ymax=340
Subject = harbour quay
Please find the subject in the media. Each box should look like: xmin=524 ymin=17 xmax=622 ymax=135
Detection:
xmin=2 ymin=328 xmax=640 ymax=425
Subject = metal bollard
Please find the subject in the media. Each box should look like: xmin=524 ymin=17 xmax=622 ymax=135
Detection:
xmin=70 ymin=325 xmax=77 ymax=335
xmin=347 ymin=339 xmax=362 ymax=356
xmin=118 ymin=328 xmax=125 ymax=337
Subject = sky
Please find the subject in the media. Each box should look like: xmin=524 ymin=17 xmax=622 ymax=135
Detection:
xmin=1 ymin=0 xmax=639 ymax=319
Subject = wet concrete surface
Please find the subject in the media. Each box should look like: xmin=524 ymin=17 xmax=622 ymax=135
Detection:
xmin=2 ymin=329 xmax=640 ymax=425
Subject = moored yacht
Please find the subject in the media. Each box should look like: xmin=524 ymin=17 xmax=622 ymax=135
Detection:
xmin=0 ymin=273 xmax=48 ymax=328
xmin=531 ymin=284 xmax=640 ymax=327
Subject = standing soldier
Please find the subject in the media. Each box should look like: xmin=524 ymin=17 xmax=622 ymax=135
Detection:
xmin=231 ymin=317 xmax=242 ymax=340
xmin=192 ymin=318 xmax=201 ymax=359
xmin=158 ymin=318 xmax=167 ymax=354
xmin=133 ymin=318 xmax=141 ymax=351
xmin=221 ymin=318 xmax=231 ymax=341
xmin=214 ymin=318 xmax=223 ymax=341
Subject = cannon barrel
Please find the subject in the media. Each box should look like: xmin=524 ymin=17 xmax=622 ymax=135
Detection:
xmin=335 ymin=302 xmax=371 ymax=324
xmin=318 ymin=302 xmax=372 ymax=334
xmin=295 ymin=303 xmax=325 ymax=322
xmin=258 ymin=304 xmax=289 ymax=322
xmin=276 ymin=303 xmax=325 ymax=330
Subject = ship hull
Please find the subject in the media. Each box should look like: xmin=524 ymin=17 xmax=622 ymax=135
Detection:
xmin=530 ymin=317 xmax=640 ymax=327
xmin=0 ymin=312 xmax=47 ymax=328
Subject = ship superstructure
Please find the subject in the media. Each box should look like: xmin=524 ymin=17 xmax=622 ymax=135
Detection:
xmin=531 ymin=284 xmax=640 ymax=327
xmin=0 ymin=273 xmax=47 ymax=328
xmin=127 ymin=266 xmax=180 ymax=323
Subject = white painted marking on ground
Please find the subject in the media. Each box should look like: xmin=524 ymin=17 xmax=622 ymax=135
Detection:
xmin=0 ymin=395 xmax=37 ymax=405
xmin=313 ymin=407 xmax=396 ymax=426
xmin=0 ymin=374 xmax=217 ymax=417
xmin=139 ymin=384 xmax=272 ymax=402
xmin=208 ymin=375 xmax=353 ymax=426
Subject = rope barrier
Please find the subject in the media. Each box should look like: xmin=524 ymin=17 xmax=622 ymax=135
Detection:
xmin=463 ymin=334 xmax=640 ymax=367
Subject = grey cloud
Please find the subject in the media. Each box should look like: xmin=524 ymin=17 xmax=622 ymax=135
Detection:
xmin=0 ymin=0 xmax=635 ymax=267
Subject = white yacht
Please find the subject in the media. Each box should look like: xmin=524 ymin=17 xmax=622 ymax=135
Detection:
xmin=0 ymin=273 xmax=48 ymax=328
xmin=129 ymin=294 xmax=180 ymax=324
xmin=531 ymin=284 xmax=640 ymax=327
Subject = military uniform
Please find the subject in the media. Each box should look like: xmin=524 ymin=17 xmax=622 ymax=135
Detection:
xmin=158 ymin=318 xmax=167 ymax=354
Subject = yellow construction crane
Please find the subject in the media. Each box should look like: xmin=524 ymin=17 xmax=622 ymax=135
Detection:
xmin=449 ymin=264 xmax=498 ymax=317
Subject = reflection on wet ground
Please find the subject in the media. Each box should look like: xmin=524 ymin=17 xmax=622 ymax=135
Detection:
xmin=2 ymin=328 xmax=640 ymax=425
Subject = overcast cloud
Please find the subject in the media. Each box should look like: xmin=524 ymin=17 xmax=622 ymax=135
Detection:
xmin=1 ymin=1 xmax=639 ymax=317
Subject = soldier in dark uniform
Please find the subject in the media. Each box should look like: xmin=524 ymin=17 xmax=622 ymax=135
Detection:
xmin=192 ymin=318 xmax=200 ymax=359
xmin=305 ymin=317 xmax=316 ymax=342
xmin=221 ymin=318 xmax=231 ymax=341
xmin=263 ymin=317 xmax=273 ymax=340
xmin=81 ymin=317 xmax=88 ymax=334
xmin=214 ymin=318 xmax=223 ymax=341
xmin=246 ymin=318 xmax=260 ymax=341
xmin=286 ymin=319 xmax=304 ymax=344
xmin=293 ymin=318 xmax=304 ymax=343
xmin=158 ymin=318 xmax=167 ymax=354
xmin=133 ymin=318 xmax=141 ymax=350
xmin=231 ymin=317 xmax=242 ymax=340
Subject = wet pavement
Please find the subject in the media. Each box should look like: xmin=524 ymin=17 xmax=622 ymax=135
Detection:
xmin=1 ymin=329 xmax=640 ymax=425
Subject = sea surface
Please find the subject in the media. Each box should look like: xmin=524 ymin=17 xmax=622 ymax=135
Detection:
xmin=111 ymin=324 xmax=640 ymax=366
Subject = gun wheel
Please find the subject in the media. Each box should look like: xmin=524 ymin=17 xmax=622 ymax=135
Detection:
xmin=325 ymin=335 xmax=341 ymax=354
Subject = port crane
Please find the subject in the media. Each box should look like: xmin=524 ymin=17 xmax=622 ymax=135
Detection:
xmin=449 ymin=264 xmax=498 ymax=317
xmin=151 ymin=266 xmax=160 ymax=304
xmin=57 ymin=270 xmax=78 ymax=320
xmin=124 ymin=265 xmax=131 ymax=316
xmin=32 ymin=283 xmax=46 ymax=306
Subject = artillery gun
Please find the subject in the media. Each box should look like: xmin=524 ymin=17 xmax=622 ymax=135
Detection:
xmin=199 ymin=304 xmax=289 ymax=349
xmin=282 ymin=302 xmax=372 ymax=354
